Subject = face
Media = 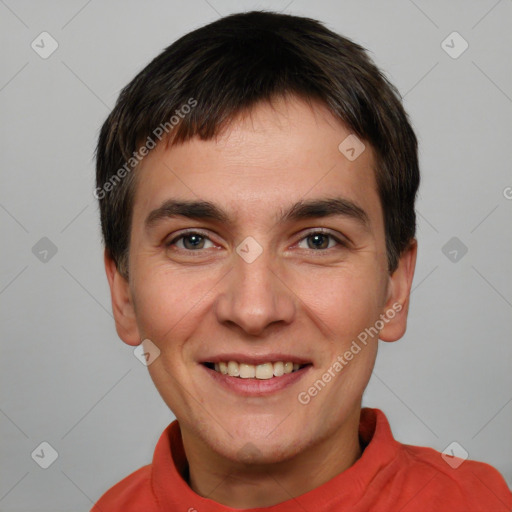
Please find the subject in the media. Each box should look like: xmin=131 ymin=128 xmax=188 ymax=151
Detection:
xmin=106 ymin=96 xmax=416 ymax=465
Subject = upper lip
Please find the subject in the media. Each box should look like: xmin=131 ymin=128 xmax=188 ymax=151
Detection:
xmin=201 ymin=353 xmax=312 ymax=365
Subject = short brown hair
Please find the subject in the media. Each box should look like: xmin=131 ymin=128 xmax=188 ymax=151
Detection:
xmin=96 ymin=10 xmax=419 ymax=277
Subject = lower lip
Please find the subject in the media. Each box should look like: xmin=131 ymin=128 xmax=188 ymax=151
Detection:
xmin=201 ymin=364 xmax=312 ymax=396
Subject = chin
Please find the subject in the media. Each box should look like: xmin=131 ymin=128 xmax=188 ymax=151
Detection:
xmin=204 ymin=422 xmax=308 ymax=466
xmin=222 ymin=438 xmax=303 ymax=465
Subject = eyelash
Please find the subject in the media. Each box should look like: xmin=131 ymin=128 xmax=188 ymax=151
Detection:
xmin=165 ymin=229 xmax=348 ymax=253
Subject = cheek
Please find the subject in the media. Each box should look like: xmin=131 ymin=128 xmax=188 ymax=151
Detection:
xmin=131 ymin=264 xmax=201 ymax=342
xmin=295 ymin=265 xmax=386 ymax=342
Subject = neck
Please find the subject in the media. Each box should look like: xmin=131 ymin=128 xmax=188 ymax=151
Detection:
xmin=180 ymin=407 xmax=363 ymax=508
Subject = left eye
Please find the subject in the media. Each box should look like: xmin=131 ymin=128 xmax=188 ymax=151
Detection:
xmin=297 ymin=232 xmax=342 ymax=250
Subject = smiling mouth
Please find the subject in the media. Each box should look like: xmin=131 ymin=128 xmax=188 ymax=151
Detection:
xmin=202 ymin=361 xmax=311 ymax=380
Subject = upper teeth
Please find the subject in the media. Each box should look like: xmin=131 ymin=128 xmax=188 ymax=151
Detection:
xmin=213 ymin=361 xmax=302 ymax=379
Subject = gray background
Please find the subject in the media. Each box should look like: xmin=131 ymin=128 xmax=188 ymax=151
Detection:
xmin=1 ymin=0 xmax=511 ymax=510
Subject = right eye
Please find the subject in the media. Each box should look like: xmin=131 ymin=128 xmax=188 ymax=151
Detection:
xmin=165 ymin=231 xmax=216 ymax=251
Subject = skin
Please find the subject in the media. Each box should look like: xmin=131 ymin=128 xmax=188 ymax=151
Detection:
xmin=105 ymin=95 xmax=417 ymax=508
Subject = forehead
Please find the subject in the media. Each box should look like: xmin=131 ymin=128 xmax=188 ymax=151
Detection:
xmin=132 ymin=96 xmax=382 ymax=231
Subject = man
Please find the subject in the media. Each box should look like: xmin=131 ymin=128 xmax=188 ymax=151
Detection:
xmin=92 ymin=10 xmax=511 ymax=511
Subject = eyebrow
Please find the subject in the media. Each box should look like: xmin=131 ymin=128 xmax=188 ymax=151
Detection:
xmin=145 ymin=197 xmax=370 ymax=230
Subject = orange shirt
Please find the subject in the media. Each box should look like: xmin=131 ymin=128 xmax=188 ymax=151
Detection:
xmin=92 ymin=408 xmax=511 ymax=511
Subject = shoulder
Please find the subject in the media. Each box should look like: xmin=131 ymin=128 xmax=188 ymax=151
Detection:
xmin=394 ymin=443 xmax=512 ymax=511
xmin=90 ymin=464 xmax=156 ymax=512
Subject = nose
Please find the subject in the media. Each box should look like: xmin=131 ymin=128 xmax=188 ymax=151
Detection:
xmin=214 ymin=243 xmax=296 ymax=336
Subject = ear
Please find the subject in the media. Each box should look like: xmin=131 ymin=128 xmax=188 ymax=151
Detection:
xmin=104 ymin=250 xmax=141 ymax=346
xmin=379 ymin=239 xmax=418 ymax=343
